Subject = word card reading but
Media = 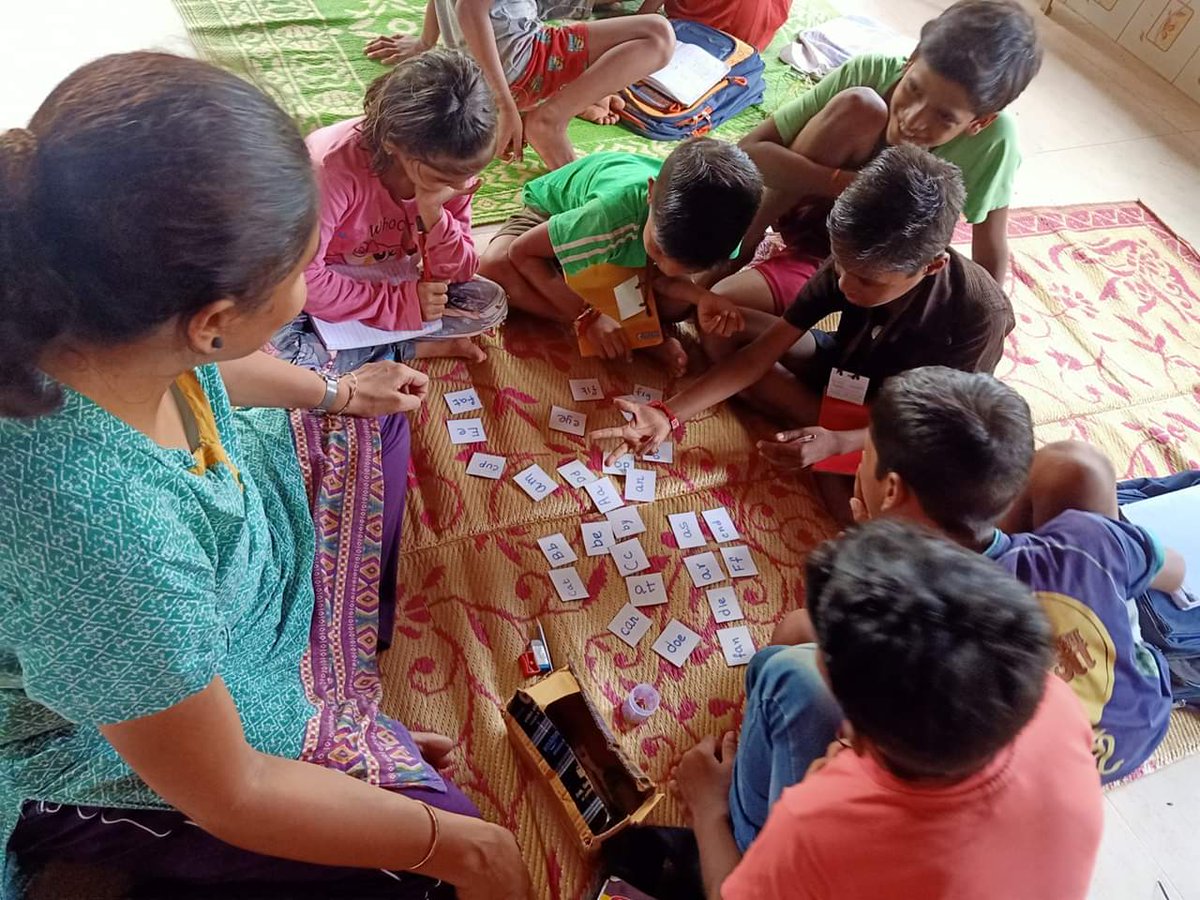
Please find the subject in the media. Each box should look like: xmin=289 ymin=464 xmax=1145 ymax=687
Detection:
xmin=702 ymin=507 xmax=740 ymax=543
xmin=653 ymin=619 xmax=702 ymax=668
xmin=513 ymin=464 xmax=558 ymax=502
xmin=668 ymin=512 xmax=707 ymax=550
xmin=581 ymin=521 xmax=616 ymax=556
xmin=707 ymin=586 xmax=744 ymax=623
xmin=549 ymin=405 xmax=586 ymax=437
xmin=548 ymin=566 xmax=588 ymax=602
xmin=537 ymin=533 xmax=577 ymax=567
xmin=721 ymin=545 xmax=759 ymax=579
xmin=608 ymin=603 xmax=652 ymax=649
xmin=607 ymin=506 xmax=646 ymax=537
xmin=718 ymin=625 xmax=756 ymax=666
xmin=444 ymin=387 xmax=482 ymax=414
xmin=447 ymin=418 xmax=486 ymax=445
xmin=466 ymin=452 xmax=506 ymax=480
xmin=684 ymin=551 xmax=726 ymax=588
xmin=569 ymin=378 xmax=604 ymax=402
xmin=624 ymin=469 xmax=656 ymax=503
xmin=626 ymin=573 xmax=667 ymax=608
xmin=585 ymin=477 xmax=624 ymax=514
xmin=557 ymin=460 xmax=597 ymax=487
xmin=610 ymin=538 xmax=651 ymax=576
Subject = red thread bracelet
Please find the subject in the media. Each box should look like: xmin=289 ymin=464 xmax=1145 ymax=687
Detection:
xmin=648 ymin=400 xmax=686 ymax=442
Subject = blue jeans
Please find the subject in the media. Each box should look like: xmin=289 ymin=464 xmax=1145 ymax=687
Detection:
xmin=729 ymin=644 xmax=843 ymax=851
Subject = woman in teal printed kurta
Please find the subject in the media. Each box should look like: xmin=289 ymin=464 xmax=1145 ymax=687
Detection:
xmin=0 ymin=53 xmax=529 ymax=899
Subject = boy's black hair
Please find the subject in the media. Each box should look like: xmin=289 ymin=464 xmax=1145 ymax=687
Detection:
xmin=826 ymin=144 xmax=965 ymax=274
xmin=806 ymin=519 xmax=1052 ymax=779
xmin=916 ymin=0 xmax=1043 ymax=116
xmin=870 ymin=367 xmax=1035 ymax=540
xmin=653 ymin=138 xmax=762 ymax=271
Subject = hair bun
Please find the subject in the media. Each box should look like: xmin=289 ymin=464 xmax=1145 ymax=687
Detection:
xmin=0 ymin=128 xmax=37 ymax=213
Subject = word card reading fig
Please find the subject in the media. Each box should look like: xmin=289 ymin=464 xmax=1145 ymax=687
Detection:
xmin=633 ymin=384 xmax=663 ymax=403
xmin=447 ymin=418 xmax=486 ymax=445
xmin=608 ymin=603 xmax=652 ymax=649
xmin=466 ymin=453 xmax=506 ymax=480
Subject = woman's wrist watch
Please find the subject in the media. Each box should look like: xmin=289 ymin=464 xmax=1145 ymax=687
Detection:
xmin=315 ymin=372 xmax=340 ymax=413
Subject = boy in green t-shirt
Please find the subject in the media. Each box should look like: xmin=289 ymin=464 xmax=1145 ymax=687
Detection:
xmin=480 ymin=138 xmax=762 ymax=372
xmin=709 ymin=0 xmax=1042 ymax=317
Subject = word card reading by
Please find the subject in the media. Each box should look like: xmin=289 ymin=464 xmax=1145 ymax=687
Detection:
xmin=626 ymin=572 xmax=667 ymax=607
xmin=443 ymin=387 xmax=482 ymax=414
xmin=624 ymin=469 xmax=656 ymax=503
xmin=513 ymin=464 xmax=558 ymax=502
xmin=607 ymin=603 xmax=652 ymax=649
xmin=718 ymin=625 xmax=756 ymax=666
xmin=548 ymin=566 xmax=588 ymax=602
xmin=633 ymin=384 xmax=664 ymax=403
xmin=702 ymin=507 xmax=740 ymax=543
xmin=721 ymin=545 xmax=759 ymax=578
xmin=569 ymin=378 xmax=604 ymax=402
xmin=581 ymin=520 xmax=616 ymax=556
xmin=707 ymin=586 xmax=744 ymax=623
xmin=684 ymin=551 xmax=726 ymax=588
xmin=549 ymin=405 xmax=586 ymax=437
xmin=556 ymin=460 xmax=597 ymax=487
xmin=446 ymin=418 xmax=487 ymax=445
xmin=653 ymin=619 xmax=702 ymax=668
xmin=602 ymin=453 xmax=635 ymax=476
xmin=668 ymin=512 xmax=707 ymax=550
xmin=607 ymin=506 xmax=646 ymax=537
xmin=641 ymin=442 xmax=674 ymax=465
xmin=466 ymin=452 xmax=506 ymax=480
xmin=585 ymin=477 xmax=624 ymax=514
xmin=610 ymin=538 xmax=650 ymax=576
xmin=537 ymin=533 xmax=577 ymax=567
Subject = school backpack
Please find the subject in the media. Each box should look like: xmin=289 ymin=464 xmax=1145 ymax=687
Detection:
xmin=617 ymin=20 xmax=766 ymax=141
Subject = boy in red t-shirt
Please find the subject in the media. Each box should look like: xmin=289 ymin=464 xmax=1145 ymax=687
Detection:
xmin=636 ymin=0 xmax=790 ymax=51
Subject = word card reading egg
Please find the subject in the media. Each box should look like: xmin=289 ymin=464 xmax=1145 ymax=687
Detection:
xmin=602 ymin=453 xmax=635 ymax=476
xmin=721 ymin=545 xmax=759 ymax=578
xmin=718 ymin=625 xmax=755 ymax=666
xmin=556 ymin=459 xmax=596 ymax=487
xmin=585 ymin=477 xmax=624 ymax=513
xmin=702 ymin=507 xmax=740 ymax=543
xmin=641 ymin=442 xmax=674 ymax=465
xmin=466 ymin=452 xmax=506 ymax=480
xmin=447 ymin=418 xmax=487 ymax=445
xmin=513 ymin=464 xmax=558 ymax=502
xmin=707 ymin=586 xmax=744 ymax=623
xmin=684 ymin=551 xmax=726 ymax=588
xmin=549 ymin=405 xmax=586 ymax=437
xmin=569 ymin=378 xmax=604 ymax=402
xmin=668 ymin=512 xmax=707 ymax=550
xmin=537 ymin=533 xmax=577 ymax=567
xmin=633 ymin=384 xmax=664 ymax=403
xmin=653 ymin=619 xmax=702 ymax=668
xmin=607 ymin=505 xmax=646 ymax=538
xmin=444 ymin=387 xmax=483 ymax=414
xmin=581 ymin=520 xmax=616 ymax=556
xmin=608 ymin=603 xmax=653 ymax=649
xmin=626 ymin=572 xmax=667 ymax=607
xmin=548 ymin=566 xmax=588 ymax=602
xmin=610 ymin=538 xmax=650 ymax=576
xmin=624 ymin=469 xmax=656 ymax=503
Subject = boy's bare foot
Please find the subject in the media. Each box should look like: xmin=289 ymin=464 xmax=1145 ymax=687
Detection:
xmin=577 ymin=94 xmax=626 ymax=126
xmin=524 ymin=106 xmax=576 ymax=170
xmin=412 ymin=731 xmax=456 ymax=768
xmin=645 ymin=336 xmax=688 ymax=378
xmin=413 ymin=337 xmax=487 ymax=363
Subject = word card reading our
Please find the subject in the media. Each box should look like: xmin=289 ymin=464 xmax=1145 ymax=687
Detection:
xmin=537 ymin=533 xmax=577 ymax=567
xmin=641 ymin=441 xmax=674 ymax=465
xmin=585 ymin=477 xmax=624 ymax=514
xmin=610 ymin=538 xmax=651 ymax=576
xmin=607 ymin=505 xmax=646 ymax=538
xmin=624 ymin=469 xmax=656 ymax=503
xmin=653 ymin=619 xmax=702 ymax=668
xmin=569 ymin=378 xmax=604 ymax=402
xmin=513 ymin=464 xmax=558 ymax=502
xmin=684 ymin=551 xmax=726 ymax=588
xmin=466 ymin=452 xmax=506 ymax=480
xmin=614 ymin=276 xmax=646 ymax=321
xmin=447 ymin=418 xmax=486 ymax=445
xmin=556 ymin=459 xmax=597 ymax=487
xmin=548 ymin=566 xmax=588 ymax=602
xmin=706 ymin=586 xmax=744 ymax=623
xmin=608 ymin=603 xmax=652 ymax=649
xmin=443 ymin=387 xmax=482 ymax=414
xmin=602 ymin=453 xmax=635 ymax=476
xmin=633 ymin=384 xmax=663 ymax=403
xmin=702 ymin=507 xmax=740 ymax=543
xmin=668 ymin=512 xmax=707 ymax=550
xmin=581 ymin=520 xmax=616 ymax=556
xmin=721 ymin=545 xmax=759 ymax=579
xmin=549 ymin=405 xmax=586 ymax=437
xmin=718 ymin=625 xmax=756 ymax=666
xmin=626 ymin=572 xmax=667 ymax=607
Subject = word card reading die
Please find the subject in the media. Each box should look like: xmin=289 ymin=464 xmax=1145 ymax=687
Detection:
xmin=610 ymin=538 xmax=650 ymax=576
xmin=718 ymin=625 xmax=756 ymax=666
xmin=721 ymin=545 xmax=759 ymax=579
xmin=633 ymin=384 xmax=664 ymax=403
xmin=443 ymin=387 xmax=482 ymax=414
xmin=557 ymin=460 xmax=597 ymax=487
xmin=707 ymin=586 xmax=744 ymax=623
xmin=537 ymin=533 xmax=577 ymax=567
xmin=602 ymin=453 xmax=635 ymax=476
xmin=668 ymin=512 xmax=707 ymax=550
xmin=641 ymin=442 xmax=674 ymax=465
xmin=653 ymin=619 xmax=702 ymax=668
xmin=466 ymin=452 xmax=506 ymax=480
xmin=624 ymin=469 xmax=656 ymax=503
xmin=581 ymin=521 xmax=616 ymax=556
xmin=684 ymin=551 xmax=726 ymax=588
xmin=607 ymin=506 xmax=646 ymax=537
xmin=549 ymin=405 xmax=586 ymax=437
xmin=447 ymin=418 xmax=486 ymax=445
xmin=585 ymin=477 xmax=624 ymax=513
xmin=608 ymin=603 xmax=652 ymax=649
xmin=702 ymin=507 xmax=740 ymax=543
xmin=569 ymin=378 xmax=604 ymax=402
xmin=513 ymin=464 xmax=558 ymax=502
xmin=548 ymin=566 xmax=588 ymax=602
xmin=626 ymin=572 xmax=667 ymax=607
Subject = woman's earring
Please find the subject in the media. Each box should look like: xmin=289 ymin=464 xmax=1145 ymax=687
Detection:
xmin=212 ymin=337 xmax=224 ymax=350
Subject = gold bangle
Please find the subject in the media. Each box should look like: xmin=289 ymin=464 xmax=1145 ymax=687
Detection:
xmin=331 ymin=371 xmax=358 ymax=415
xmin=409 ymin=800 xmax=440 ymax=871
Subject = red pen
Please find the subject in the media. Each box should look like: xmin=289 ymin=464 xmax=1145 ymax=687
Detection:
xmin=414 ymin=214 xmax=433 ymax=283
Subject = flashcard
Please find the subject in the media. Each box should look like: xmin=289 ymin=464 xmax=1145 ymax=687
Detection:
xmin=624 ymin=469 xmax=656 ymax=503
xmin=549 ymin=405 xmax=586 ymax=437
xmin=557 ymin=459 xmax=597 ymax=487
xmin=602 ymin=453 xmax=635 ymax=476
xmin=537 ymin=533 xmax=577 ymax=567
xmin=585 ymin=476 xmax=625 ymax=513
xmin=466 ymin=452 xmax=506 ymax=480
xmin=608 ymin=603 xmax=653 ymax=649
xmin=444 ymin=387 xmax=482 ymax=414
xmin=653 ymin=619 xmax=702 ymax=668
xmin=610 ymin=538 xmax=651 ymax=576
xmin=548 ymin=566 xmax=588 ymax=602
xmin=581 ymin=520 xmax=616 ymax=556
xmin=668 ymin=512 xmax=707 ymax=550
xmin=721 ymin=545 xmax=759 ymax=579
xmin=614 ymin=276 xmax=646 ymax=321
xmin=569 ymin=378 xmax=604 ymax=402
xmin=702 ymin=507 xmax=740 ymax=543
xmin=607 ymin=505 xmax=646 ymax=537
xmin=718 ymin=625 xmax=756 ymax=666
xmin=446 ymin=418 xmax=486 ymax=445
xmin=641 ymin=442 xmax=674 ymax=465
xmin=513 ymin=463 xmax=558 ymax=502
xmin=633 ymin=384 xmax=663 ymax=403
xmin=706 ymin=586 xmax=744 ymax=623
xmin=683 ymin=551 xmax=726 ymax=588
xmin=617 ymin=395 xmax=638 ymax=422
xmin=626 ymin=572 xmax=668 ymax=607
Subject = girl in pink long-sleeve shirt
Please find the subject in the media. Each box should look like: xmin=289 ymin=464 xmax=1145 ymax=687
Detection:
xmin=271 ymin=49 xmax=507 ymax=373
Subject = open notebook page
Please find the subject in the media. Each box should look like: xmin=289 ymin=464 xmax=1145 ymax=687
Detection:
xmin=644 ymin=43 xmax=731 ymax=107
xmin=311 ymin=316 xmax=442 ymax=351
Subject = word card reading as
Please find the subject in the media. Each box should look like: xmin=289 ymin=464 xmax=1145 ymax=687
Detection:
xmin=581 ymin=521 xmax=616 ymax=556
xmin=549 ymin=405 xmax=586 ymax=437
xmin=513 ymin=464 xmax=558 ymax=502
xmin=556 ymin=460 xmax=596 ymax=487
xmin=684 ymin=551 xmax=726 ymax=588
xmin=721 ymin=545 xmax=759 ymax=578
xmin=466 ymin=452 xmax=506 ymax=480
xmin=702 ymin=507 xmax=740 ymax=543
xmin=569 ymin=378 xmax=604 ymax=402
xmin=447 ymin=418 xmax=486 ymax=445
xmin=668 ymin=512 xmax=707 ymax=550
xmin=537 ymin=533 xmax=577 ymax=567
xmin=444 ymin=387 xmax=482 ymax=414
xmin=610 ymin=538 xmax=650 ymax=576
xmin=718 ymin=625 xmax=755 ymax=666
xmin=548 ymin=566 xmax=588 ymax=602
xmin=653 ymin=620 xmax=702 ymax=667
xmin=707 ymin=586 xmax=744 ymax=623
xmin=626 ymin=572 xmax=667 ymax=607
xmin=608 ymin=603 xmax=652 ymax=649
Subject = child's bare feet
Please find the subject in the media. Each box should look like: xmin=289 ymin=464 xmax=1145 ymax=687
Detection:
xmin=524 ymin=106 xmax=577 ymax=170
xmin=645 ymin=336 xmax=688 ymax=378
xmin=578 ymin=94 xmax=626 ymax=126
xmin=412 ymin=731 xmax=456 ymax=768
xmin=413 ymin=337 xmax=487 ymax=363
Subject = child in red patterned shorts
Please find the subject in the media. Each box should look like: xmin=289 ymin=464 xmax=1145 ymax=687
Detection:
xmin=367 ymin=0 xmax=675 ymax=170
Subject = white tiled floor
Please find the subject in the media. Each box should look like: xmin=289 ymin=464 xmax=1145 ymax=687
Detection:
xmin=3 ymin=1 xmax=1200 ymax=897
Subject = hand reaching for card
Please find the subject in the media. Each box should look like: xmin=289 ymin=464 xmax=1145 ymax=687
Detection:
xmin=757 ymin=426 xmax=849 ymax=471
xmin=670 ymin=732 xmax=737 ymax=826
xmin=342 ymin=362 xmax=430 ymax=416
xmin=589 ymin=398 xmax=672 ymax=465
xmin=697 ymin=293 xmax=745 ymax=337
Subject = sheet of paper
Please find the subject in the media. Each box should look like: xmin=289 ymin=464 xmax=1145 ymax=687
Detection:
xmin=311 ymin=315 xmax=441 ymax=351
xmin=721 ymin=545 xmax=759 ymax=578
xmin=549 ymin=405 xmax=586 ymax=437
xmin=513 ymin=463 xmax=558 ymax=502
xmin=610 ymin=538 xmax=651 ymax=576
xmin=444 ymin=387 xmax=482 ymax=414
xmin=446 ymin=418 xmax=487 ymax=445
xmin=707 ymin=586 xmax=744 ymax=623
xmin=616 ymin=395 xmax=638 ymax=422
xmin=633 ymin=384 xmax=663 ymax=403
xmin=602 ymin=453 xmax=635 ymax=476
xmin=653 ymin=619 xmax=703 ymax=668
xmin=548 ymin=566 xmax=588 ymax=602
xmin=702 ymin=507 xmax=741 ymax=543
xmin=641 ymin=442 xmax=674 ymax=465
xmin=683 ymin=551 xmax=726 ymax=588
xmin=668 ymin=512 xmax=707 ymax=549
xmin=717 ymin=625 xmax=755 ymax=666
xmin=624 ymin=468 xmax=657 ymax=503
xmin=614 ymin=276 xmax=646 ymax=321
xmin=466 ymin=452 xmax=506 ymax=480
xmin=537 ymin=533 xmax=578 ymax=567
xmin=626 ymin=572 xmax=668 ymax=607
xmin=608 ymin=603 xmax=653 ymax=649
xmin=557 ymin=459 xmax=597 ymax=487
xmin=1123 ymin=485 xmax=1200 ymax=596
xmin=581 ymin=520 xmax=616 ymax=556
xmin=607 ymin=505 xmax=646 ymax=538
xmin=569 ymin=378 xmax=604 ymax=402
xmin=585 ymin=476 xmax=625 ymax=513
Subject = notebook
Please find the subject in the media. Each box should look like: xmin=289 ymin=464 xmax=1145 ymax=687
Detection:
xmin=311 ymin=316 xmax=442 ymax=351
xmin=1122 ymin=484 xmax=1200 ymax=597
xmin=643 ymin=43 xmax=730 ymax=107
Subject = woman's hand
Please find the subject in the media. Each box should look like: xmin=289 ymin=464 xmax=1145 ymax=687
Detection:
xmin=697 ymin=293 xmax=745 ymax=337
xmin=453 ymin=822 xmax=533 ymax=900
xmin=496 ymin=100 xmax=524 ymax=163
xmin=585 ymin=312 xmax=630 ymax=362
xmin=341 ymin=362 xmax=429 ymax=416
xmin=364 ymin=34 xmax=429 ymax=66
xmin=589 ymin=398 xmax=671 ymax=465
xmin=670 ymin=733 xmax=737 ymax=827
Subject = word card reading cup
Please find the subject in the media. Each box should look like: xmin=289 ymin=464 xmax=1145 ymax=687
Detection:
xmin=624 ymin=468 xmax=656 ymax=503
xmin=702 ymin=507 xmax=740 ymax=543
xmin=707 ymin=586 xmax=744 ymax=623
xmin=447 ymin=418 xmax=487 ymax=445
xmin=668 ymin=512 xmax=707 ymax=550
xmin=721 ymin=545 xmax=759 ymax=579
xmin=641 ymin=441 xmax=674 ymax=465
xmin=537 ymin=533 xmax=577 ymax=567
xmin=607 ymin=506 xmax=646 ymax=537
xmin=444 ymin=387 xmax=482 ymax=414
xmin=653 ymin=619 xmax=702 ymax=668
xmin=608 ymin=603 xmax=652 ymax=649
xmin=513 ymin=463 xmax=558 ymax=502
xmin=548 ymin=566 xmax=588 ymax=602
xmin=614 ymin=276 xmax=646 ymax=321
xmin=633 ymin=384 xmax=664 ymax=403
xmin=557 ymin=459 xmax=597 ymax=487
xmin=602 ymin=453 xmax=635 ymax=476
xmin=684 ymin=551 xmax=726 ymax=588
xmin=569 ymin=378 xmax=604 ymax=402
xmin=610 ymin=538 xmax=650 ymax=576
xmin=549 ymin=405 xmax=586 ymax=437
xmin=466 ymin=452 xmax=506 ymax=480
xmin=626 ymin=572 xmax=667 ymax=607
xmin=585 ymin=476 xmax=625 ymax=514
xmin=581 ymin=520 xmax=616 ymax=556
xmin=718 ymin=625 xmax=756 ymax=666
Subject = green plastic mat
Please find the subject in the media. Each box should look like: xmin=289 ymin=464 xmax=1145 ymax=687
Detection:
xmin=173 ymin=0 xmax=836 ymax=223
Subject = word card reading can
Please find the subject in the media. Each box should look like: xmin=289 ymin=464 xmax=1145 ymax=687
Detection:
xmin=466 ymin=453 xmax=506 ymax=480
xmin=608 ymin=603 xmax=653 ymax=649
